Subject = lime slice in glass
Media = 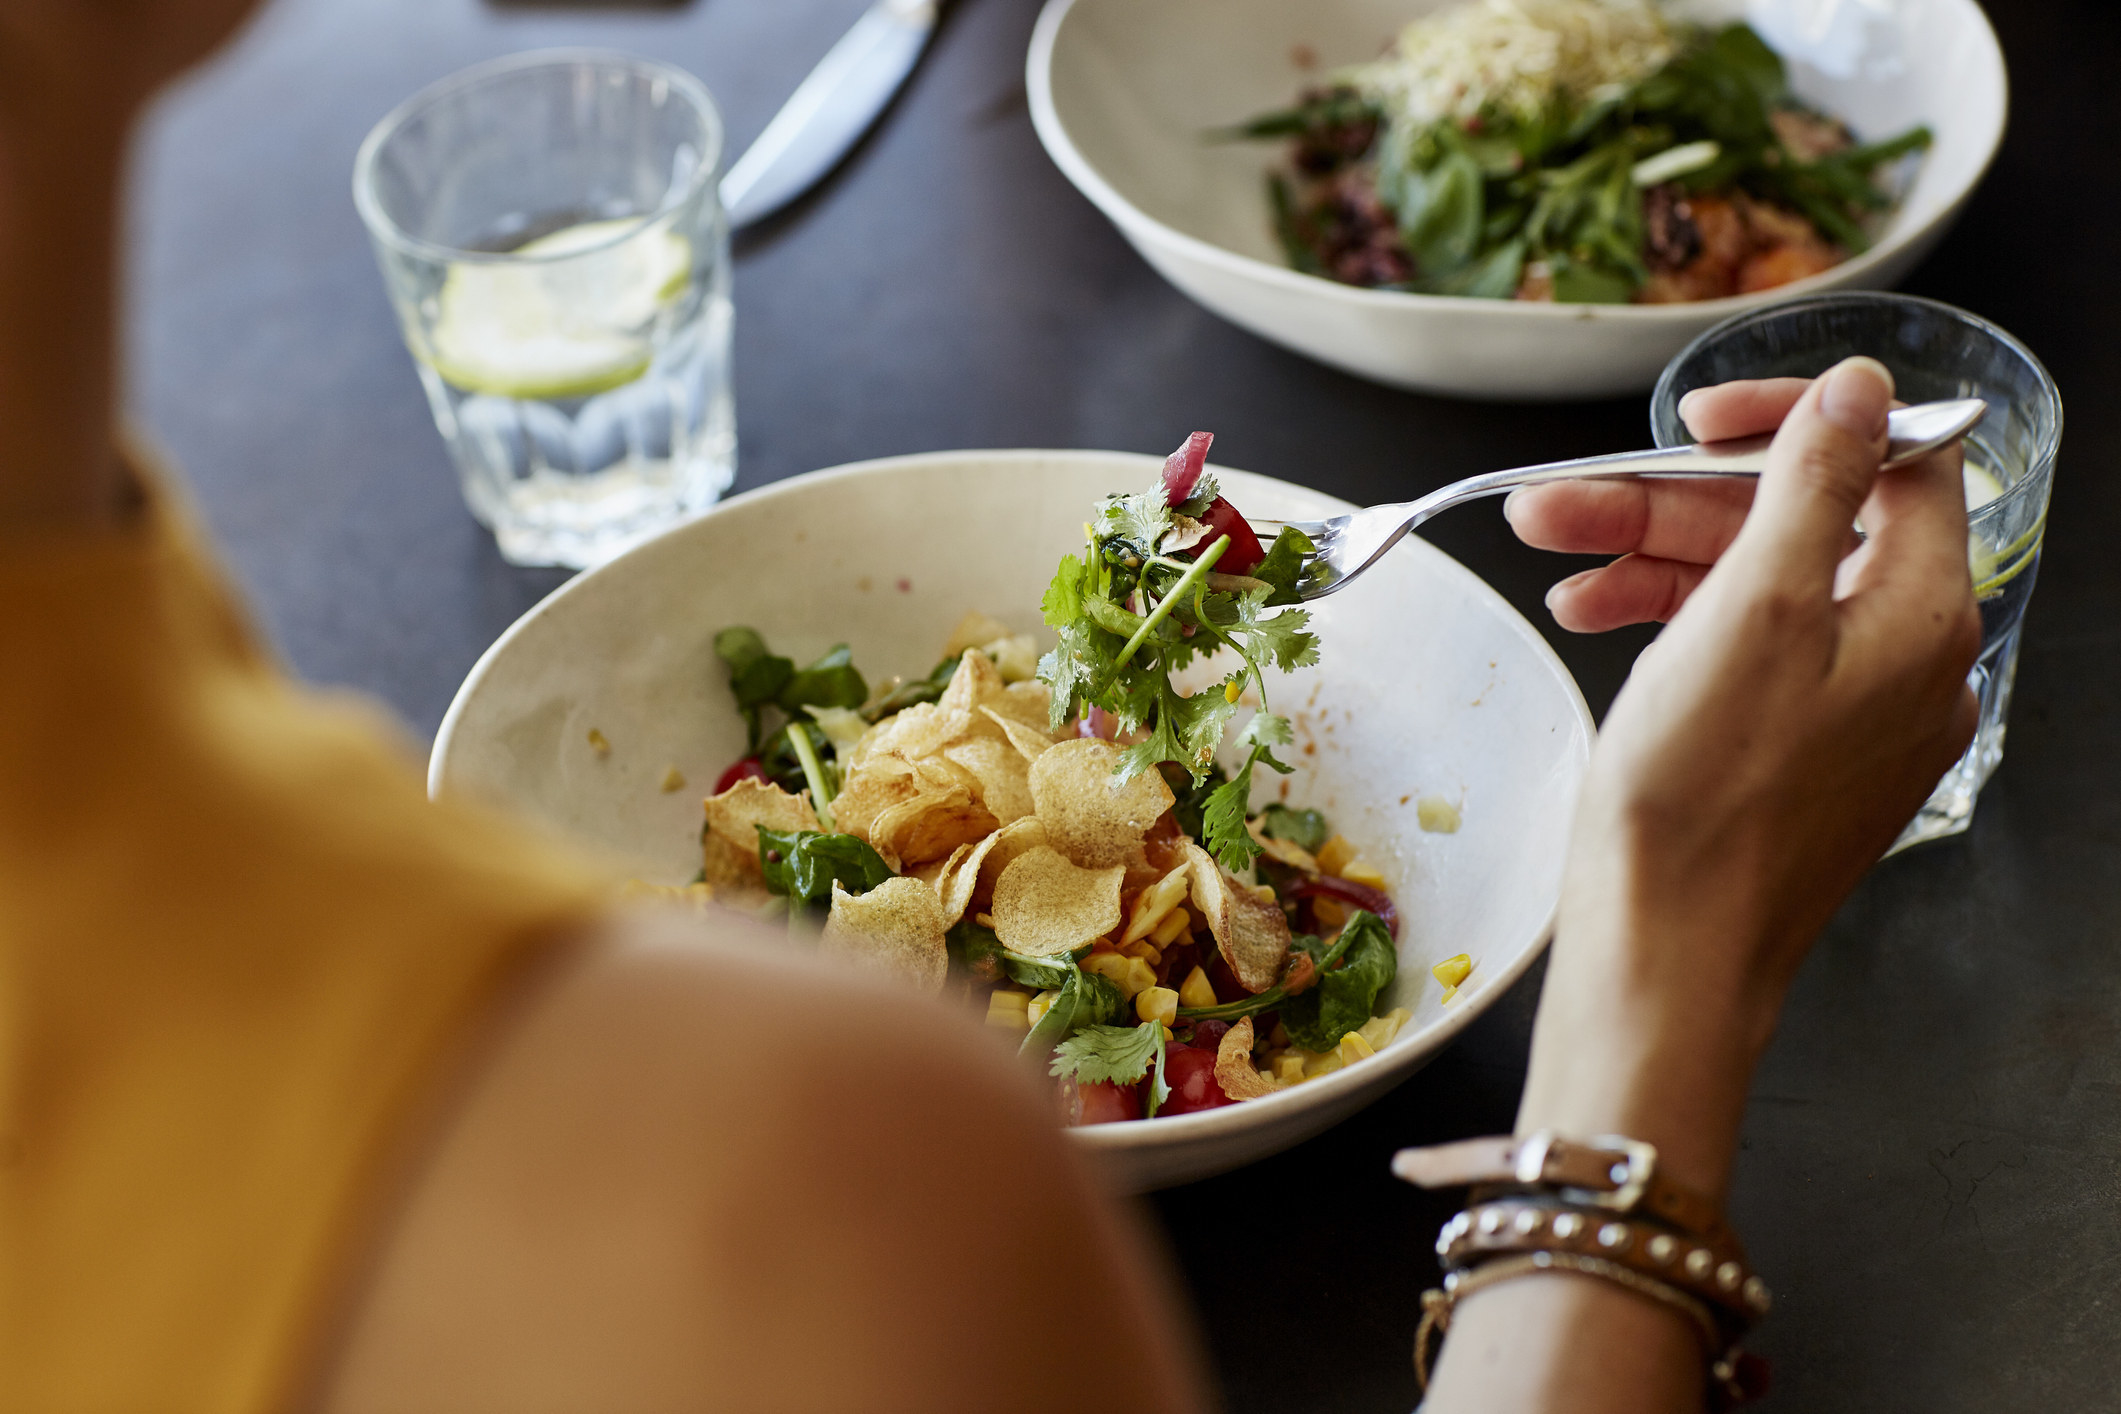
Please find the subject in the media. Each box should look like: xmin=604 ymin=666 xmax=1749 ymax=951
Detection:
xmin=425 ymin=219 xmax=692 ymax=400
xmin=1963 ymin=459 xmax=2006 ymax=511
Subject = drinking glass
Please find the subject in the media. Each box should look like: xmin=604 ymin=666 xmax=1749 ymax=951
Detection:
xmin=1652 ymin=293 xmax=2063 ymax=854
xmin=355 ymin=51 xmax=734 ymax=568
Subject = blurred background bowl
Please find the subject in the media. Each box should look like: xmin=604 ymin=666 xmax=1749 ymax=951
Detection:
xmin=1026 ymin=0 xmax=2006 ymax=400
xmin=431 ymin=451 xmax=1593 ymax=1189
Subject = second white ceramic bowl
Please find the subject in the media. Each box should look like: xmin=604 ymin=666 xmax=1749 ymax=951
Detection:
xmin=1028 ymin=0 xmax=2006 ymax=400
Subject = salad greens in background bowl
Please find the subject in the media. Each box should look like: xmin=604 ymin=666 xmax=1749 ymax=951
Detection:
xmin=1026 ymin=0 xmax=2005 ymax=399
xmin=430 ymin=451 xmax=1594 ymax=1190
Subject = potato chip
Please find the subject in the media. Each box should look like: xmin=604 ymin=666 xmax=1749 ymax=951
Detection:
xmin=910 ymin=850 xmax=958 ymax=891
xmin=1184 ymin=841 xmax=1292 ymax=994
xmin=944 ymin=735 xmax=1035 ymax=825
xmin=981 ymin=634 xmax=1041 ymax=683
xmin=991 ymin=680 xmax=1053 ymax=730
xmin=981 ymin=707 xmax=1055 ymax=766
xmin=1120 ymin=864 xmax=1192 ymax=945
xmin=830 ymin=756 xmax=922 ymax=843
xmin=1214 ymin=1017 xmax=1278 ymax=1101
xmin=931 ymin=830 xmax=1007 ymax=926
xmin=943 ymin=611 xmax=1014 ymax=660
xmin=974 ymin=817 xmax=1048 ymax=901
xmin=869 ymin=785 xmax=999 ymax=871
xmin=1030 ymin=738 xmax=1175 ymax=870
xmin=701 ymin=779 xmax=819 ymax=890
xmin=822 ymin=878 xmax=948 ymax=993
xmin=991 ymin=845 xmax=1124 ymax=958
xmin=851 ymin=701 xmax=970 ymax=770
xmin=938 ymin=646 xmax=1006 ymax=720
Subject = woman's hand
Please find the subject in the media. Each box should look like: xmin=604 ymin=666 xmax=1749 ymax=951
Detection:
xmin=1518 ymin=359 xmax=1983 ymax=1198
xmin=1426 ymin=360 xmax=1982 ymax=1414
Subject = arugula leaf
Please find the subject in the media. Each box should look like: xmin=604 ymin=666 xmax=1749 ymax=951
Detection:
xmin=1261 ymin=803 xmax=1331 ymax=853
xmin=1251 ymin=526 xmax=1316 ymax=606
xmin=1396 ymin=138 xmax=1486 ymax=276
xmin=947 ymin=921 xmax=1083 ymax=989
xmin=715 ymin=626 xmax=795 ymax=753
xmin=1279 ymin=911 xmax=1398 ymax=1051
xmin=859 ymin=654 xmax=960 ymax=723
xmin=778 ymin=644 xmax=867 ymax=714
xmin=756 ymin=828 xmax=894 ymax=911
xmin=1049 ymin=1021 xmax=1163 ymax=1087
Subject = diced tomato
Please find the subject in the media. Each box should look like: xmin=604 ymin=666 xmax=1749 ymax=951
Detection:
xmin=1061 ymin=1078 xmax=1142 ymax=1126
xmin=1161 ymin=431 xmax=1214 ymax=506
xmin=1157 ymin=1045 xmax=1234 ymax=1116
xmin=1195 ymin=496 xmax=1267 ymax=577
xmin=714 ymin=757 xmax=769 ymax=793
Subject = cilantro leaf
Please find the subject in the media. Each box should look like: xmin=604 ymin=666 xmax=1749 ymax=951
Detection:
xmin=1019 ymin=968 xmax=1127 ymax=1060
xmin=1200 ymin=757 xmax=1260 ymax=873
xmin=1049 ymin=1021 xmax=1163 ymax=1088
xmin=1096 ymin=490 xmax=1174 ymax=555
xmin=1228 ymin=590 xmax=1319 ymax=674
xmin=1251 ymin=526 xmax=1316 ymax=606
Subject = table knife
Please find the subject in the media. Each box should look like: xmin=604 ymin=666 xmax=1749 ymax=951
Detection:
xmin=719 ymin=0 xmax=941 ymax=230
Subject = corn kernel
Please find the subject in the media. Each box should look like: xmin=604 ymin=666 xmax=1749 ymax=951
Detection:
xmin=1302 ymin=1048 xmax=1344 ymax=1079
xmin=1313 ymin=897 xmax=1347 ymax=929
xmin=1432 ymin=954 xmax=1473 ymax=990
xmin=974 ymin=913 xmax=997 ymax=929
xmin=1337 ymin=1030 xmax=1377 ymax=1066
xmin=1177 ymin=965 xmax=1217 ymax=1011
xmin=1341 ymin=858 xmax=1388 ymax=890
xmin=1273 ymin=1054 xmax=1307 ymax=1084
xmin=1315 ymin=834 xmax=1357 ymax=877
xmin=659 ymin=766 xmax=687 ymax=793
xmin=1122 ymin=865 xmax=1192 ymax=944
xmin=587 ymin=727 xmax=612 ymax=756
xmin=1084 ymin=951 xmax=1157 ymax=1000
xmin=1250 ymin=883 xmax=1277 ymax=905
xmin=1224 ymin=679 xmax=1243 ymax=704
xmin=1151 ymin=907 xmax=1192 ymax=947
xmin=1137 ymin=986 xmax=1179 ymax=1027
xmin=989 ymin=988 xmax=1030 ymax=1011
xmin=1027 ymin=988 xmax=1062 ymax=1027
xmin=1417 ymin=796 xmax=1463 ymax=834
xmin=1256 ymin=1068 xmax=1280 ymax=1090
xmin=1357 ymin=1006 xmax=1412 ymax=1051
xmin=985 ymin=991 xmax=1032 ymax=1031
xmin=1120 ymin=938 xmax=1163 ymax=966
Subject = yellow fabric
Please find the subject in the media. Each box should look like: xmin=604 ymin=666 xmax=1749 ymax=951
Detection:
xmin=0 ymin=458 xmax=606 ymax=1412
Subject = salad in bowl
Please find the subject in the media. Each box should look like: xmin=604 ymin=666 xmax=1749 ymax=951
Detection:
xmin=678 ymin=435 xmax=1455 ymax=1124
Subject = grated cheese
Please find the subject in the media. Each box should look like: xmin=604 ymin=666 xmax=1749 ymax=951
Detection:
xmin=1349 ymin=0 xmax=1680 ymax=129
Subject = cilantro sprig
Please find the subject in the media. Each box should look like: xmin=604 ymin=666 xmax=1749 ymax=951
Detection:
xmin=1038 ymin=456 xmax=1319 ymax=873
xmin=1049 ymin=1021 xmax=1172 ymax=1117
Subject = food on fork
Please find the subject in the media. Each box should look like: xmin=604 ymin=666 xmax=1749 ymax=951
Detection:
xmin=671 ymin=435 xmax=1421 ymax=1123
xmin=1237 ymin=0 xmax=1930 ymax=303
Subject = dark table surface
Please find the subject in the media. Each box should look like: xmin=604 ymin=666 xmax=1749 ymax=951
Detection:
xmin=131 ymin=1 xmax=2121 ymax=1408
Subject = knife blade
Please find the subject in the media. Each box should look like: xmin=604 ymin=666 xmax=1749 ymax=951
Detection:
xmin=719 ymin=0 xmax=941 ymax=230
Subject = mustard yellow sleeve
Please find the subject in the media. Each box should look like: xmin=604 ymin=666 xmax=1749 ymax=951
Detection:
xmin=0 ymin=445 xmax=607 ymax=1413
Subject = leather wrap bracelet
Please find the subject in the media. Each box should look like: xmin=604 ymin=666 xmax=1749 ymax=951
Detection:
xmin=1396 ymin=1130 xmax=1771 ymax=1410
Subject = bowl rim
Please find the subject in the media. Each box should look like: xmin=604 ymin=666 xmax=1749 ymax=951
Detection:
xmin=1025 ymin=0 xmax=2009 ymax=324
xmin=431 ymin=448 xmax=1597 ymax=1152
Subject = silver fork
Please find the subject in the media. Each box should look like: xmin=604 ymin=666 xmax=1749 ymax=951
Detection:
xmin=1255 ymin=398 xmax=1988 ymax=601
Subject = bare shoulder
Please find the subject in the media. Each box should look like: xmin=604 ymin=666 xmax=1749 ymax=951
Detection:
xmin=316 ymin=910 xmax=1210 ymax=1414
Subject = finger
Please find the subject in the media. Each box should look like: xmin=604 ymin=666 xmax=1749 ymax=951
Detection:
xmin=1848 ymin=440 xmax=1972 ymax=595
xmin=1505 ymin=477 xmax=1756 ymax=562
xmin=1545 ymin=555 xmax=1712 ymax=632
xmin=1723 ymin=358 xmax=1894 ymax=595
xmin=1677 ymin=378 xmax=1814 ymax=442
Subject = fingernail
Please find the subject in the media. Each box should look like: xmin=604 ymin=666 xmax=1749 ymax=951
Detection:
xmin=1503 ymin=487 xmax=1524 ymax=524
xmin=1676 ymin=388 xmax=1705 ymax=422
xmin=1818 ymin=357 xmax=1893 ymax=437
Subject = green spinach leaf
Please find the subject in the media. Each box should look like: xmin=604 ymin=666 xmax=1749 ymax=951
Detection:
xmin=756 ymin=828 xmax=894 ymax=911
xmin=1260 ymin=803 xmax=1331 ymax=854
xmin=1279 ymin=911 xmax=1398 ymax=1051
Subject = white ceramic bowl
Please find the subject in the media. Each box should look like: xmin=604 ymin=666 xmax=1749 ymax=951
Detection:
xmin=1027 ymin=0 xmax=2006 ymax=400
xmin=431 ymin=452 xmax=1594 ymax=1189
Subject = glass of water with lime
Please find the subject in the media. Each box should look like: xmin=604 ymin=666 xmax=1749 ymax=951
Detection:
xmin=356 ymin=51 xmax=733 ymax=568
xmin=1653 ymin=293 xmax=2063 ymax=854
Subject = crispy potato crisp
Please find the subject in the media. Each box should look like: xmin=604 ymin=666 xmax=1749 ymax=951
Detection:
xmin=975 ymin=817 xmax=1049 ymax=900
xmin=931 ymin=829 xmax=1006 ymax=925
xmin=1214 ymin=1017 xmax=1278 ymax=1101
xmin=822 ymin=878 xmax=949 ymax=992
xmin=1184 ymin=842 xmax=1292 ymax=993
xmin=944 ymin=735 xmax=1035 ymax=825
xmin=982 ymin=707 xmax=1055 ymax=766
xmin=943 ymin=611 xmax=1013 ymax=659
xmin=991 ymin=845 xmax=1125 ymax=957
xmin=1029 ymin=738 xmax=1175 ymax=869
xmin=867 ymin=785 xmax=998 ymax=871
xmin=701 ymin=779 xmax=819 ymax=891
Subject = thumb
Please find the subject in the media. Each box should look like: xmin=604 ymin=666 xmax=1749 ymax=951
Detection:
xmin=1724 ymin=357 xmax=1894 ymax=595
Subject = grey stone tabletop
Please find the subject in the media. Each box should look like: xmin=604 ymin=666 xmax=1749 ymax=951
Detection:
xmin=129 ymin=0 xmax=2120 ymax=1408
